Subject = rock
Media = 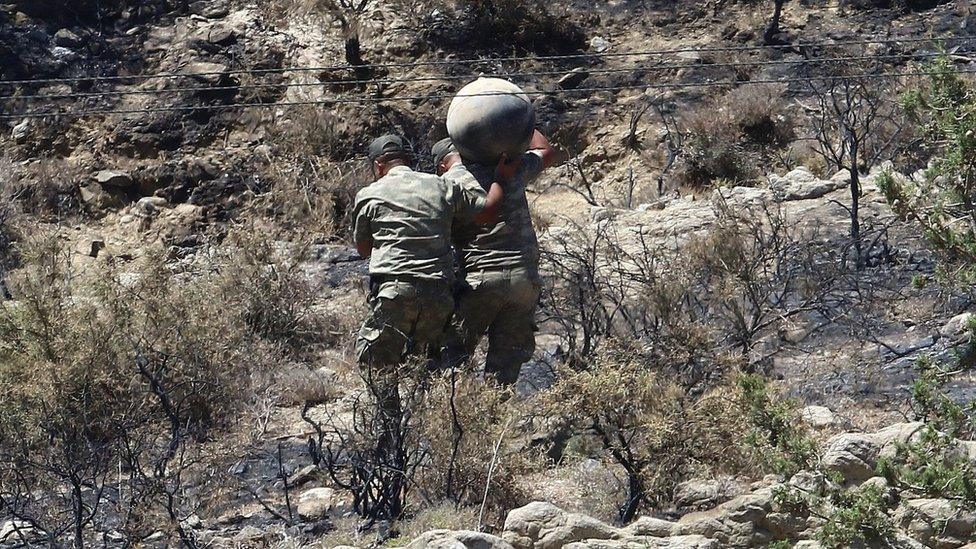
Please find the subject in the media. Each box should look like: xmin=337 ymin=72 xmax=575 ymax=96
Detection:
xmin=206 ymin=24 xmax=236 ymax=46
xmin=183 ymin=61 xmax=229 ymax=85
xmin=289 ymin=464 xmax=318 ymax=487
xmin=564 ymin=536 xmax=718 ymax=549
xmin=822 ymin=423 xmax=925 ymax=483
xmin=406 ymin=530 xmax=515 ymax=549
xmin=800 ymin=405 xmax=837 ymax=429
xmin=189 ymin=0 xmax=229 ymax=18
xmin=53 ymin=28 xmax=82 ymax=48
xmin=296 ymin=487 xmax=339 ymax=520
xmin=820 ymin=433 xmax=880 ymax=483
xmin=135 ymin=196 xmax=168 ymax=217
xmin=95 ymin=169 xmax=134 ymax=188
xmin=79 ymin=184 xmax=123 ymax=211
xmin=558 ymin=68 xmax=589 ymax=90
xmin=11 ymin=119 xmax=30 ymax=142
xmin=0 ymin=520 xmax=34 ymax=543
xmin=896 ymin=498 xmax=976 ymax=546
xmin=503 ymin=502 xmax=621 ymax=549
xmin=590 ymin=37 xmax=610 ymax=53
xmin=675 ymin=488 xmax=775 ymax=546
xmin=80 ymin=236 xmax=106 ymax=258
xmin=675 ymin=51 xmax=702 ymax=63
xmin=674 ymin=479 xmax=723 ymax=509
xmin=623 ymin=516 xmax=677 ymax=538
xmin=768 ymin=167 xmax=846 ymax=201
xmin=940 ymin=312 xmax=973 ymax=338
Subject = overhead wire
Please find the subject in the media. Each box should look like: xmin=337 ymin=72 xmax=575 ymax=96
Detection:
xmin=3 ymin=51 xmax=963 ymax=103
xmin=4 ymin=67 xmax=974 ymax=120
xmin=1 ymin=33 xmax=973 ymax=87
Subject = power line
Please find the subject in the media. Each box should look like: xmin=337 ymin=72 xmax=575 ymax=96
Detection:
xmin=3 ymin=51 xmax=958 ymax=103
xmin=4 ymin=67 xmax=973 ymax=121
xmin=1 ymin=34 xmax=972 ymax=87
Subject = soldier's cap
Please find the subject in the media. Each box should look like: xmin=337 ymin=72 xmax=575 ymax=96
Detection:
xmin=431 ymin=137 xmax=457 ymax=166
xmin=368 ymin=134 xmax=409 ymax=162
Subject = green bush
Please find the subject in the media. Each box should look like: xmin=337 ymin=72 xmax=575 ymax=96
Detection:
xmin=816 ymin=483 xmax=894 ymax=548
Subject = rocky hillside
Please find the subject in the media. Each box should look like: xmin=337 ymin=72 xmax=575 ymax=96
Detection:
xmin=3 ymin=0 xmax=976 ymax=548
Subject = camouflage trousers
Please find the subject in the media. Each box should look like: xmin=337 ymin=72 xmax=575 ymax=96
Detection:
xmin=356 ymin=277 xmax=454 ymax=373
xmin=445 ymin=268 xmax=541 ymax=385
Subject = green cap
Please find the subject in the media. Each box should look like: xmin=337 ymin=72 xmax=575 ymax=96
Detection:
xmin=431 ymin=137 xmax=457 ymax=166
xmin=368 ymin=134 xmax=408 ymax=161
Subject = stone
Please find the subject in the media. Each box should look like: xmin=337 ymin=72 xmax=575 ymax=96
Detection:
xmin=821 ymin=433 xmax=880 ymax=483
xmin=81 ymin=236 xmax=106 ymax=258
xmin=296 ymin=487 xmax=339 ymax=520
xmin=206 ymin=24 xmax=236 ymax=46
xmin=564 ymin=536 xmax=718 ymax=549
xmin=95 ymin=170 xmax=134 ymax=188
xmin=11 ymin=119 xmax=30 ymax=142
xmin=79 ymin=184 xmax=122 ymax=211
xmin=896 ymin=498 xmax=976 ymax=545
xmin=289 ymin=464 xmax=318 ymax=487
xmin=503 ymin=502 xmax=621 ymax=549
xmin=800 ymin=405 xmax=837 ymax=429
xmin=189 ymin=1 xmax=229 ymax=18
xmin=623 ymin=516 xmax=677 ymax=537
xmin=940 ymin=312 xmax=973 ymax=338
xmin=768 ymin=167 xmax=846 ymax=201
xmin=590 ymin=37 xmax=611 ymax=53
xmin=405 ymin=530 xmax=515 ymax=549
xmin=558 ymin=68 xmax=590 ymax=90
xmin=135 ymin=196 xmax=168 ymax=217
xmin=54 ymin=28 xmax=82 ymax=48
xmin=183 ymin=61 xmax=229 ymax=85
xmin=674 ymin=479 xmax=723 ymax=509
xmin=0 ymin=520 xmax=34 ymax=543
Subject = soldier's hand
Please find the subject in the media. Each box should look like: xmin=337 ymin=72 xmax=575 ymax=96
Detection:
xmin=495 ymin=154 xmax=520 ymax=183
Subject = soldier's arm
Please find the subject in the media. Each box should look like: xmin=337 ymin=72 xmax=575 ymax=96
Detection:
xmin=527 ymin=129 xmax=561 ymax=170
xmin=474 ymin=181 xmax=504 ymax=226
xmin=352 ymin=200 xmax=374 ymax=258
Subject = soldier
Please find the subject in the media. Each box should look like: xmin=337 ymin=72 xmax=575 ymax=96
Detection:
xmin=434 ymin=130 xmax=559 ymax=385
xmin=353 ymin=134 xmax=509 ymax=389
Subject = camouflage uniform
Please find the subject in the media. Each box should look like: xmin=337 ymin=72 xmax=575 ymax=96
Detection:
xmin=353 ymin=165 xmax=487 ymax=372
xmin=444 ymin=151 xmax=544 ymax=384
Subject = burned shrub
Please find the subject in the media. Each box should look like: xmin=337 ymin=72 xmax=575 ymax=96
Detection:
xmin=427 ymin=0 xmax=587 ymax=55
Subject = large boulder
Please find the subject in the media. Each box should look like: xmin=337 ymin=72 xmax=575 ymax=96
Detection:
xmin=896 ymin=498 xmax=976 ymax=548
xmin=405 ymin=530 xmax=515 ymax=549
xmin=562 ymin=536 xmax=718 ymax=548
xmin=821 ymin=433 xmax=881 ymax=483
xmin=296 ymin=487 xmax=341 ymax=520
xmin=768 ymin=167 xmax=846 ymax=201
xmin=675 ymin=488 xmax=777 ymax=546
xmin=503 ymin=502 xmax=620 ymax=549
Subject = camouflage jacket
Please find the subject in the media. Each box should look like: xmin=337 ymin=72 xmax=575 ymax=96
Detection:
xmin=353 ymin=165 xmax=487 ymax=281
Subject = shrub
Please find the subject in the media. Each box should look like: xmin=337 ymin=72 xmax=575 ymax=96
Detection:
xmin=0 ymin=231 xmax=311 ymax=547
xmin=816 ymin=483 xmax=895 ymax=548
xmin=427 ymin=0 xmax=586 ymax=55
xmin=725 ymin=85 xmax=796 ymax=147
xmin=738 ymin=374 xmax=818 ymax=476
xmin=539 ymin=342 xmax=752 ymax=522
xmin=881 ymin=57 xmax=976 ymax=271
xmin=676 ymin=106 xmax=750 ymax=188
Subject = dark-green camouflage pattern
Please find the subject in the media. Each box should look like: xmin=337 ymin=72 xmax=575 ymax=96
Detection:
xmin=353 ymin=165 xmax=487 ymax=282
xmin=444 ymin=151 xmax=544 ymax=281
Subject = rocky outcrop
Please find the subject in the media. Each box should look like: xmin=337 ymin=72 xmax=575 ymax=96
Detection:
xmin=405 ymin=530 xmax=515 ymax=549
xmin=821 ymin=422 xmax=925 ymax=483
xmin=503 ymin=502 xmax=621 ymax=548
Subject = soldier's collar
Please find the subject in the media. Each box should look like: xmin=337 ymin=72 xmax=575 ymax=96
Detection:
xmin=388 ymin=165 xmax=412 ymax=174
